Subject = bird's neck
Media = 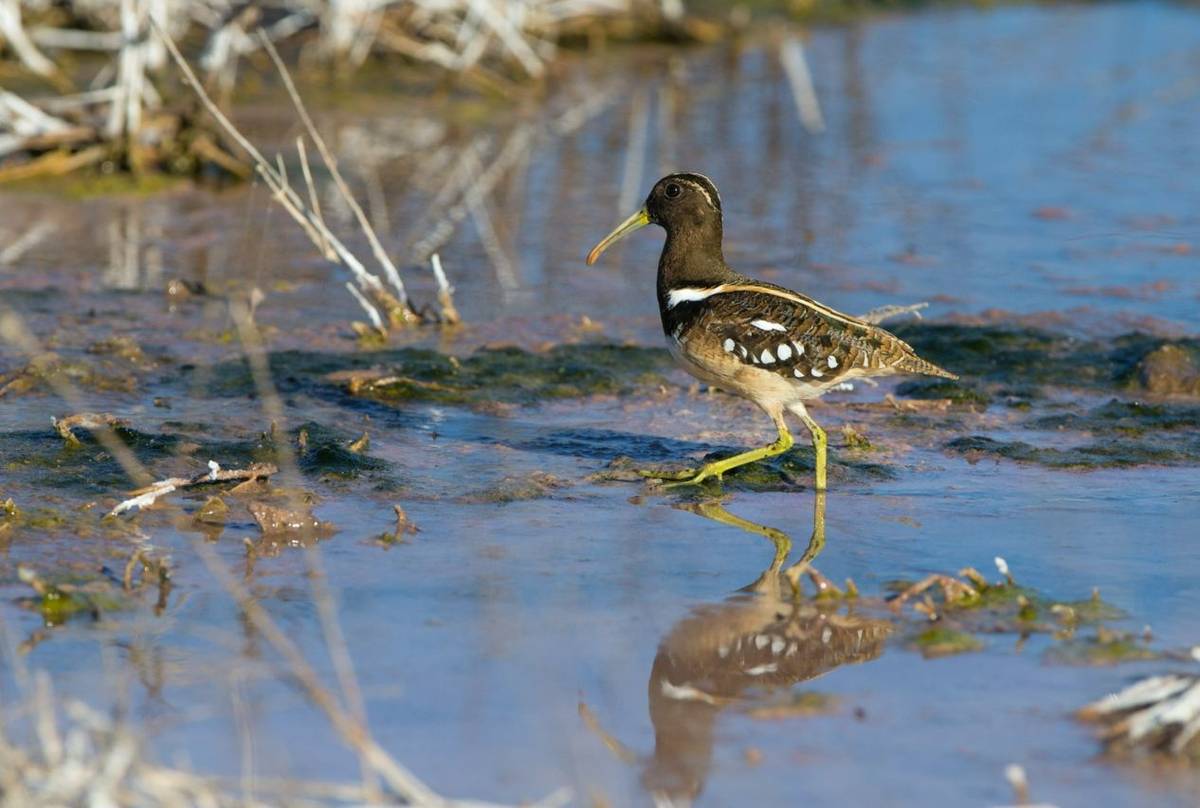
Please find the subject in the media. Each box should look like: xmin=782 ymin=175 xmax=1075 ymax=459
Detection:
xmin=656 ymin=224 xmax=732 ymax=303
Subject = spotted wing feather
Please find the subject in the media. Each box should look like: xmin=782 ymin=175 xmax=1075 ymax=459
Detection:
xmin=669 ymin=284 xmax=954 ymax=384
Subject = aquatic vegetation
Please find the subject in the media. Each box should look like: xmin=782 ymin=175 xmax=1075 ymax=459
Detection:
xmin=1046 ymin=627 xmax=1160 ymax=666
xmin=338 ymin=344 xmax=672 ymax=407
xmin=893 ymin=325 xmax=1200 ymax=395
xmin=463 ymin=471 xmax=571 ymax=504
xmin=946 ymin=434 xmax=1200 ymax=470
xmin=911 ymin=626 xmax=983 ymax=658
xmin=14 ymin=565 xmax=130 ymax=627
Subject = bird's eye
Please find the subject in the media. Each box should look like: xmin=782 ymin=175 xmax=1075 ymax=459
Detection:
xmin=664 ymin=183 xmax=682 ymax=199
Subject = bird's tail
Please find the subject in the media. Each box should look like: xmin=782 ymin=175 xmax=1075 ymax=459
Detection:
xmin=896 ymin=353 xmax=958 ymax=380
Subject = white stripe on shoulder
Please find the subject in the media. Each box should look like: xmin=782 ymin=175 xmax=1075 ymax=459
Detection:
xmin=665 ymin=285 xmax=727 ymax=309
xmin=720 ymin=284 xmax=864 ymax=329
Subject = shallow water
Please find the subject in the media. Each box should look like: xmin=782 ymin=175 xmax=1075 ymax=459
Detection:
xmin=3 ymin=3 xmax=1200 ymax=806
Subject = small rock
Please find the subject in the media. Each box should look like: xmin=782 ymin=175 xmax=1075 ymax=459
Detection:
xmin=1133 ymin=344 xmax=1200 ymax=396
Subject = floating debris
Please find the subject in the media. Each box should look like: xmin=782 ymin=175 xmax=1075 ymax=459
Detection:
xmin=52 ymin=412 xmax=127 ymax=446
xmin=376 ymin=504 xmax=419 ymax=547
xmin=1080 ymin=674 xmax=1200 ymax=761
xmin=107 ymin=461 xmax=277 ymax=518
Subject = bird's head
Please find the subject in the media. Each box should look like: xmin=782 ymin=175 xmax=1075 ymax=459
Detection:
xmin=586 ymin=173 xmax=723 ymax=265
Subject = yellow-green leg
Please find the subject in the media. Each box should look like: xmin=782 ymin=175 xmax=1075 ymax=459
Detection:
xmin=784 ymin=491 xmax=831 ymax=596
xmin=642 ymin=410 xmax=794 ymax=488
xmin=788 ymin=401 xmax=827 ymax=492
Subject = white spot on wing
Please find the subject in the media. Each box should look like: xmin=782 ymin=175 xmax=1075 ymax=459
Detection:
xmin=738 ymin=345 xmax=748 ymax=359
xmin=811 ymin=366 xmax=824 ymax=378
xmin=759 ymin=348 xmax=775 ymax=364
xmin=793 ymin=368 xmax=804 ymax=378
xmin=770 ymin=637 xmax=786 ymax=654
xmin=776 ymin=343 xmax=792 ymax=361
xmin=723 ymin=338 xmax=736 ymax=353
xmin=750 ymin=319 xmax=787 ymax=332
xmin=827 ymin=355 xmax=838 ymax=369
xmin=744 ymin=663 xmax=778 ymax=676
xmin=792 ymin=341 xmax=805 ymax=356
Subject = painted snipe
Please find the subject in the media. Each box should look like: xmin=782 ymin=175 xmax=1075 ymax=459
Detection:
xmin=586 ymin=172 xmax=957 ymax=490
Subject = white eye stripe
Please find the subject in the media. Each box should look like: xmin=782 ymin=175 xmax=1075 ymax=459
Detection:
xmin=675 ymin=177 xmax=720 ymax=211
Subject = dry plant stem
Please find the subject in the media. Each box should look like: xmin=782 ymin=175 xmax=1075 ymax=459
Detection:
xmin=258 ymin=31 xmax=417 ymax=323
xmin=191 ymin=538 xmax=441 ymax=806
xmin=578 ymin=701 xmax=638 ymax=765
xmin=229 ymin=300 xmax=382 ymax=796
xmin=152 ymin=19 xmax=393 ymax=329
xmin=53 ymin=411 xmax=127 ymax=445
xmin=107 ymin=462 xmax=278 ymax=518
xmin=304 ymin=547 xmax=381 ymax=801
xmin=297 ymin=136 xmax=334 ymax=260
xmin=779 ymin=37 xmax=825 ymax=135
xmin=0 ymin=0 xmax=58 ymax=77
xmin=888 ymin=574 xmax=977 ymax=613
xmin=430 ymin=253 xmax=460 ymax=323
xmin=1 ymin=312 xmax=549 ymax=807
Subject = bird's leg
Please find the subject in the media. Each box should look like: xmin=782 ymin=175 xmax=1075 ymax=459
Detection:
xmin=652 ymin=411 xmax=793 ymax=488
xmin=788 ymin=401 xmax=827 ymax=492
xmin=784 ymin=491 xmax=828 ymax=596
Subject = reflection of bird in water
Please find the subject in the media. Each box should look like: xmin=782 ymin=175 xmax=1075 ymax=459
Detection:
xmin=586 ymin=173 xmax=956 ymax=491
xmin=580 ymin=495 xmax=891 ymax=807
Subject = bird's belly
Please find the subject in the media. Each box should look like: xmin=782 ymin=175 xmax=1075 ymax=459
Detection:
xmin=667 ymin=335 xmax=821 ymax=407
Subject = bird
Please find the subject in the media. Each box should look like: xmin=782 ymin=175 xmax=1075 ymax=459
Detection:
xmin=585 ymin=172 xmax=957 ymax=490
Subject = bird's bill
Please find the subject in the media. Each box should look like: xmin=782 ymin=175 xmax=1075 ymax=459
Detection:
xmin=586 ymin=207 xmax=650 ymax=265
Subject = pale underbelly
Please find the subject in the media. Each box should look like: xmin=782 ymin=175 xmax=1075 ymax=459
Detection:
xmin=666 ymin=335 xmax=832 ymax=407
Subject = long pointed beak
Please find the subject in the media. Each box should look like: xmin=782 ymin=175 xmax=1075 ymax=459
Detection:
xmin=586 ymin=207 xmax=650 ymax=265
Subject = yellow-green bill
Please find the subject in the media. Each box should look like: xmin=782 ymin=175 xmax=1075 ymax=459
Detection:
xmin=586 ymin=207 xmax=650 ymax=265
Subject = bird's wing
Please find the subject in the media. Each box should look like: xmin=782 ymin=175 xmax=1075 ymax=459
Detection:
xmin=672 ymin=281 xmax=954 ymax=382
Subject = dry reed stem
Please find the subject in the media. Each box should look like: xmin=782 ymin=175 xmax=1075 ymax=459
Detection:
xmin=1 ymin=305 xmax=557 ymax=808
xmin=258 ymin=31 xmax=418 ymax=323
xmin=152 ymin=17 xmax=395 ymax=330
